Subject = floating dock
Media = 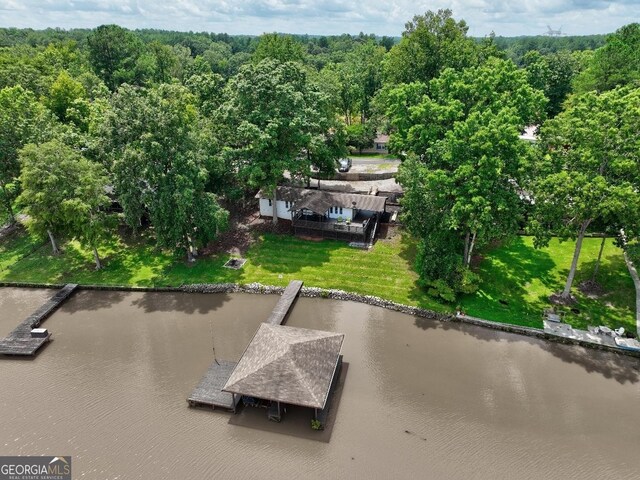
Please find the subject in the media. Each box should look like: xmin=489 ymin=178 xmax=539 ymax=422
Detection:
xmin=187 ymin=360 xmax=240 ymax=411
xmin=188 ymin=280 xmax=304 ymax=411
xmin=265 ymin=280 xmax=303 ymax=325
xmin=0 ymin=283 xmax=78 ymax=356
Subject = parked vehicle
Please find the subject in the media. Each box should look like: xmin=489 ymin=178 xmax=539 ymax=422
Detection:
xmin=338 ymin=158 xmax=352 ymax=172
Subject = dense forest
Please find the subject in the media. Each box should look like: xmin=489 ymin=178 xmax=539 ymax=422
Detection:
xmin=1 ymin=10 xmax=638 ymax=303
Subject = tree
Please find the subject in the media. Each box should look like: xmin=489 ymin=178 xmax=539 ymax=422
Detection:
xmin=524 ymin=50 xmax=582 ymax=117
xmin=529 ymin=87 xmax=640 ymax=301
xmin=574 ymin=23 xmax=640 ymax=93
xmin=389 ymin=58 xmax=546 ymax=291
xmin=0 ymin=86 xmax=53 ymax=224
xmin=17 ymin=140 xmax=111 ymax=266
xmin=88 ymin=25 xmax=142 ymax=90
xmin=101 ymin=84 xmax=228 ymax=260
xmin=383 ymin=9 xmax=486 ymax=85
xmin=346 ymin=123 xmax=375 ymax=153
xmin=218 ymin=59 xmax=335 ymax=224
xmin=45 ymin=70 xmax=87 ymax=122
xmin=252 ymin=33 xmax=306 ymax=64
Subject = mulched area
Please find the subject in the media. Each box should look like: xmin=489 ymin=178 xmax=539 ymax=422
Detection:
xmin=201 ymin=205 xmax=293 ymax=257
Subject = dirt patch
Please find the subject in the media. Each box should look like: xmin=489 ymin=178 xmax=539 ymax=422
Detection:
xmin=201 ymin=204 xmax=292 ymax=257
xmin=549 ymin=292 xmax=577 ymax=305
xmin=578 ymin=279 xmax=605 ymax=297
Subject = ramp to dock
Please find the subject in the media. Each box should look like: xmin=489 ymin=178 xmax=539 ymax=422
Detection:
xmin=0 ymin=283 xmax=78 ymax=356
xmin=265 ymin=280 xmax=303 ymax=325
xmin=188 ymin=360 xmax=240 ymax=411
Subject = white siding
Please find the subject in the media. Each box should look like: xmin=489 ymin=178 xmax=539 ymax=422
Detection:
xmin=259 ymin=198 xmax=294 ymax=220
xmin=326 ymin=207 xmax=353 ymax=220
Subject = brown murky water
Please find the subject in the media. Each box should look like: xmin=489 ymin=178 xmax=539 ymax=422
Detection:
xmin=0 ymin=288 xmax=54 ymax=338
xmin=1 ymin=288 xmax=639 ymax=479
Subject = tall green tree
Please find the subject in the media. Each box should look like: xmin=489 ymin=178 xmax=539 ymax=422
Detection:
xmin=390 ymin=58 xmax=546 ymax=291
xmin=101 ymin=84 xmax=228 ymax=260
xmin=88 ymin=24 xmax=142 ymax=90
xmin=218 ymin=59 xmax=336 ymax=224
xmin=0 ymin=86 xmax=53 ymax=224
xmin=45 ymin=70 xmax=87 ymax=122
xmin=574 ymin=23 xmax=640 ymax=93
xmin=17 ymin=140 xmax=111 ymax=266
xmin=524 ymin=50 xmax=583 ymax=117
xmin=383 ymin=9 xmax=485 ymax=85
xmin=252 ymin=33 xmax=306 ymax=64
xmin=529 ymin=87 xmax=640 ymax=300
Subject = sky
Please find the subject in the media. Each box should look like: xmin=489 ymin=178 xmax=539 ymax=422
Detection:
xmin=0 ymin=0 xmax=637 ymax=37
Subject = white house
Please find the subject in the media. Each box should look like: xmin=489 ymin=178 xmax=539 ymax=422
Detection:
xmin=256 ymin=186 xmax=387 ymax=241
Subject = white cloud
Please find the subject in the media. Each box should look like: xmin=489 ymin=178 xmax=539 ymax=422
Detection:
xmin=0 ymin=0 xmax=637 ymax=36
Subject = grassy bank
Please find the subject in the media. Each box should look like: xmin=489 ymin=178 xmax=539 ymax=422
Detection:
xmin=460 ymin=236 xmax=636 ymax=331
xmin=0 ymin=228 xmax=635 ymax=332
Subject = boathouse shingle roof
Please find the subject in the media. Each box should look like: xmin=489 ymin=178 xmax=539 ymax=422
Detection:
xmin=222 ymin=323 xmax=344 ymax=409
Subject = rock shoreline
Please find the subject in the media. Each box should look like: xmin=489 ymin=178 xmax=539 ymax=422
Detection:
xmin=2 ymin=281 xmax=639 ymax=358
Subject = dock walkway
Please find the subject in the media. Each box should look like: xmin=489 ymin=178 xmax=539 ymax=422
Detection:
xmin=265 ymin=280 xmax=303 ymax=325
xmin=0 ymin=283 xmax=78 ymax=356
xmin=187 ymin=360 xmax=240 ymax=411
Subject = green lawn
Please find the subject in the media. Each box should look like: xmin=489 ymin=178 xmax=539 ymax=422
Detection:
xmin=460 ymin=236 xmax=636 ymax=331
xmin=0 ymin=228 xmax=635 ymax=332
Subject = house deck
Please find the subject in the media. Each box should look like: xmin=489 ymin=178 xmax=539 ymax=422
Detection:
xmin=0 ymin=283 xmax=78 ymax=356
xmin=292 ymin=213 xmax=378 ymax=242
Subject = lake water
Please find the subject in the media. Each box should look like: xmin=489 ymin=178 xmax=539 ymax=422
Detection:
xmin=0 ymin=288 xmax=639 ymax=479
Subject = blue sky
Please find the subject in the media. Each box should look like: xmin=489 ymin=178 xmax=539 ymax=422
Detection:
xmin=0 ymin=0 xmax=637 ymax=37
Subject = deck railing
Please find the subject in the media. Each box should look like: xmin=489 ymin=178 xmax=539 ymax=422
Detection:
xmin=292 ymin=212 xmax=368 ymax=235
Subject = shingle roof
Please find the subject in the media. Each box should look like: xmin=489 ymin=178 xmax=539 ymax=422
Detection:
xmin=256 ymin=187 xmax=386 ymax=215
xmin=222 ymin=323 xmax=344 ymax=409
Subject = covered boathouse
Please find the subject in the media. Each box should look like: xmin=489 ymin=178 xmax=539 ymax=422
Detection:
xmin=257 ymin=186 xmax=387 ymax=242
xmin=222 ymin=323 xmax=344 ymax=424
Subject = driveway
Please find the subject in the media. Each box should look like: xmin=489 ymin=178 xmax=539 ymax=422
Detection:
xmin=346 ymin=156 xmax=401 ymax=174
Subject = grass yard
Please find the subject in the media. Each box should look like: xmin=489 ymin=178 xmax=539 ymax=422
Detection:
xmin=0 ymin=228 xmax=636 ymax=333
xmin=460 ymin=236 xmax=636 ymax=332
xmin=0 ymin=229 xmax=443 ymax=311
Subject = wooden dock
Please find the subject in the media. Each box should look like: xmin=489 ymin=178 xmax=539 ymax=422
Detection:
xmin=187 ymin=360 xmax=240 ymax=411
xmin=265 ymin=280 xmax=304 ymax=325
xmin=0 ymin=283 xmax=78 ymax=356
xmin=188 ymin=280 xmax=304 ymax=412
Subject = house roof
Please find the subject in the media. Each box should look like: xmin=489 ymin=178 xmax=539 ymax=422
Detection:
xmin=256 ymin=186 xmax=387 ymax=215
xmin=374 ymin=133 xmax=389 ymax=143
xmin=222 ymin=323 xmax=344 ymax=409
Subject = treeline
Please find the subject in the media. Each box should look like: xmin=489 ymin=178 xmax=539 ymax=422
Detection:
xmin=0 ymin=12 xmax=638 ymax=304
xmin=492 ymin=34 xmax=606 ymax=65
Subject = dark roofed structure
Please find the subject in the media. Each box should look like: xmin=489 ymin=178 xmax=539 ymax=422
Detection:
xmin=256 ymin=186 xmax=386 ymax=214
xmin=256 ymin=187 xmax=386 ymax=242
xmin=223 ymin=323 xmax=344 ymax=410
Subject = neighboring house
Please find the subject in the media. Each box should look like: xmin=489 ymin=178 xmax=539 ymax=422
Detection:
xmin=361 ymin=133 xmax=390 ymax=154
xmin=256 ymin=186 xmax=387 ymax=242
xmin=373 ymin=133 xmax=389 ymax=152
xmin=519 ymin=125 xmax=538 ymax=142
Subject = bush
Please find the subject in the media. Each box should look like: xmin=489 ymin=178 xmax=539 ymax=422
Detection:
xmin=424 ymin=279 xmax=456 ymax=303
